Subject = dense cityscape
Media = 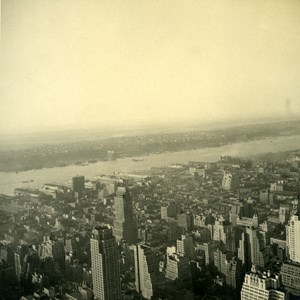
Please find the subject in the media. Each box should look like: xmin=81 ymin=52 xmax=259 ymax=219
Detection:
xmin=1 ymin=0 xmax=300 ymax=299
xmin=1 ymin=145 xmax=300 ymax=299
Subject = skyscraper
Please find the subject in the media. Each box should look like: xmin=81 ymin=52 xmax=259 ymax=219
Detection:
xmin=14 ymin=253 xmax=21 ymax=281
xmin=237 ymin=226 xmax=269 ymax=273
xmin=225 ymin=257 xmax=243 ymax=291
xmin=214 ymin=248 xmax=228 ymax=275
xmin=161 ymin=202 xmax=180 ymax=221
xmin=90 ymin=226 xmax=122 ymax=300
xmin=279 ymin=205 xmax=289 ymax=224
xmin=238 ymin=232 xmax=250 ymax=272
xmin=281 ymin=261 xmax=300 ymax=296
xmin=241 ymin=266 xmax=287 ymax=300
xmin=72 ymin=175 xmax=85 ymax=198
xmin=197 ymin=242 xmax=214 ymax=266
xmin=113 ymin=187 xmax=137 ymax=244
xmin=177 ymin=234 xmax=196 ymax=261
xmin=222 ymin=171 xmax=240 ymax=191
xmin=134 ymin=243 xmax=161 ymax=300
xmin=165 ymin=253 xmax=191 ymax=281
xmin=177 ymin=211 xmax=194 ymax=233
xmin=286 ymin=207 xmax=300 ymax=263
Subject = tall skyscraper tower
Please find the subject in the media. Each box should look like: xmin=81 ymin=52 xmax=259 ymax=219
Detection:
xmin=72 ymin=175 xmax=85 ymax=198
xmin=246 ymin=227 xmax=268 ymax=268
xmin=90 ymin=226 xmax=122 ymax=300
xmin=238 ymin=227 xmax=268 ymax=270
xmin=225 ymin=257 xmax=243 ymax=291
xmin=113 ymin=187 xmax=137 ymax=244
xmin=286 ymin=206 xmax=300 ymax=263
xmin=134 ymin=243 xmax=161 ymax=300
xmin=238 ymin=232 xmax=250 ymax=272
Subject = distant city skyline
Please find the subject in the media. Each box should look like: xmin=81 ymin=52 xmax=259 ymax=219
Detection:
xmin=1 ymin=0 xmax=300 ymax=135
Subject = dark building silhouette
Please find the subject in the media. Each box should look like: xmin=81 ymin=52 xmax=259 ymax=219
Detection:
xmin=113 ymin=187 xmax=137 ymax=244
xmin=72 ymin=175 xmax=85 ymax=198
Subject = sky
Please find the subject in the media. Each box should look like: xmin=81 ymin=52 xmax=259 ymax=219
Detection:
xmin=1 ymin=0 xmax=300 ymax=135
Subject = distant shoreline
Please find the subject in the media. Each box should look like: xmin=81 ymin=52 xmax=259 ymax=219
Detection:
xmin=0 ymin=136 xmax=274 ymax=173
xmin=0 ymin=135 xmax=299 ymax=174
xmin=0 ymin=120 xmax=300 ymax=173
xmin=0 ymin=134 xmax=300 ymax=196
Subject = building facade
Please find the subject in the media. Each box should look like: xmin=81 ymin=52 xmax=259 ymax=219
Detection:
xmin=222 ymin=171 xmax=240 ymax=191
xmin=72 ymin=176 xmax=85 ymax=198
xmin=161 ymin=202 xmax=180 ymax=221
xmin=177 ymin=235 xmax=196 ymax=261
xmin=246 ymin=227 xmax=269 ymax=269
xmin=286 ymin=212 xmax=300 ymax=263
xmin=177 ymin=212 xmax=194 ymax=233
xmin=225 ymin=257 xmax=243 ymax=290
xmin=165 ymin=253 xmax=191 ymax=281
xmin=90 ymin=226 xmax=122 ymax=300
xmin=113 ymin=187 xmax=137 ymax=244
xmin=134 ymin=243 xmax=161 ymax=300
xmin=281 ymin=261 xmax=300 ymax=295
xmin=241 ymin=266 xmax=287 ymax=300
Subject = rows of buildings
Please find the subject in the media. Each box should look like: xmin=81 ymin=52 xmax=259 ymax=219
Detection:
xmin=0 ymin=153 xmax=300 ymax=299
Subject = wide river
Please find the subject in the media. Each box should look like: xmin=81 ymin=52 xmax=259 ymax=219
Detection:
xmin=1 ymin=135 xmax=300 ymax=196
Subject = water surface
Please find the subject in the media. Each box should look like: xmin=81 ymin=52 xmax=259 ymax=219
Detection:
xmin=0 ymin=135 xmax=299 ymax=195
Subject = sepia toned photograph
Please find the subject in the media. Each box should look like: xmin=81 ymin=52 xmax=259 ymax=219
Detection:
xmin=0 ymin=0 xmax=300 ymax=299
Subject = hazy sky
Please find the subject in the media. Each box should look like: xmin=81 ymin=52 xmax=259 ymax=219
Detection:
xmin=1 ymin=0 xmax=300 ymax=135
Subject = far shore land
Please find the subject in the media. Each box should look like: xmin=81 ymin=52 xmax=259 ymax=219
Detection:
xmin=0 ymin=120 xmax=300 ymax=173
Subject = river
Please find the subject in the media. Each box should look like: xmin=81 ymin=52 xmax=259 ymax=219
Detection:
xmin=0 ymin=135 xmax=300 ymax=196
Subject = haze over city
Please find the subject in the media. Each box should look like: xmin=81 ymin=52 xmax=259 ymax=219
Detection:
xmin=3 ymin=2 xmax=300 ymax=300
xmin=1 ymin=0 xmax=300 ymax=136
